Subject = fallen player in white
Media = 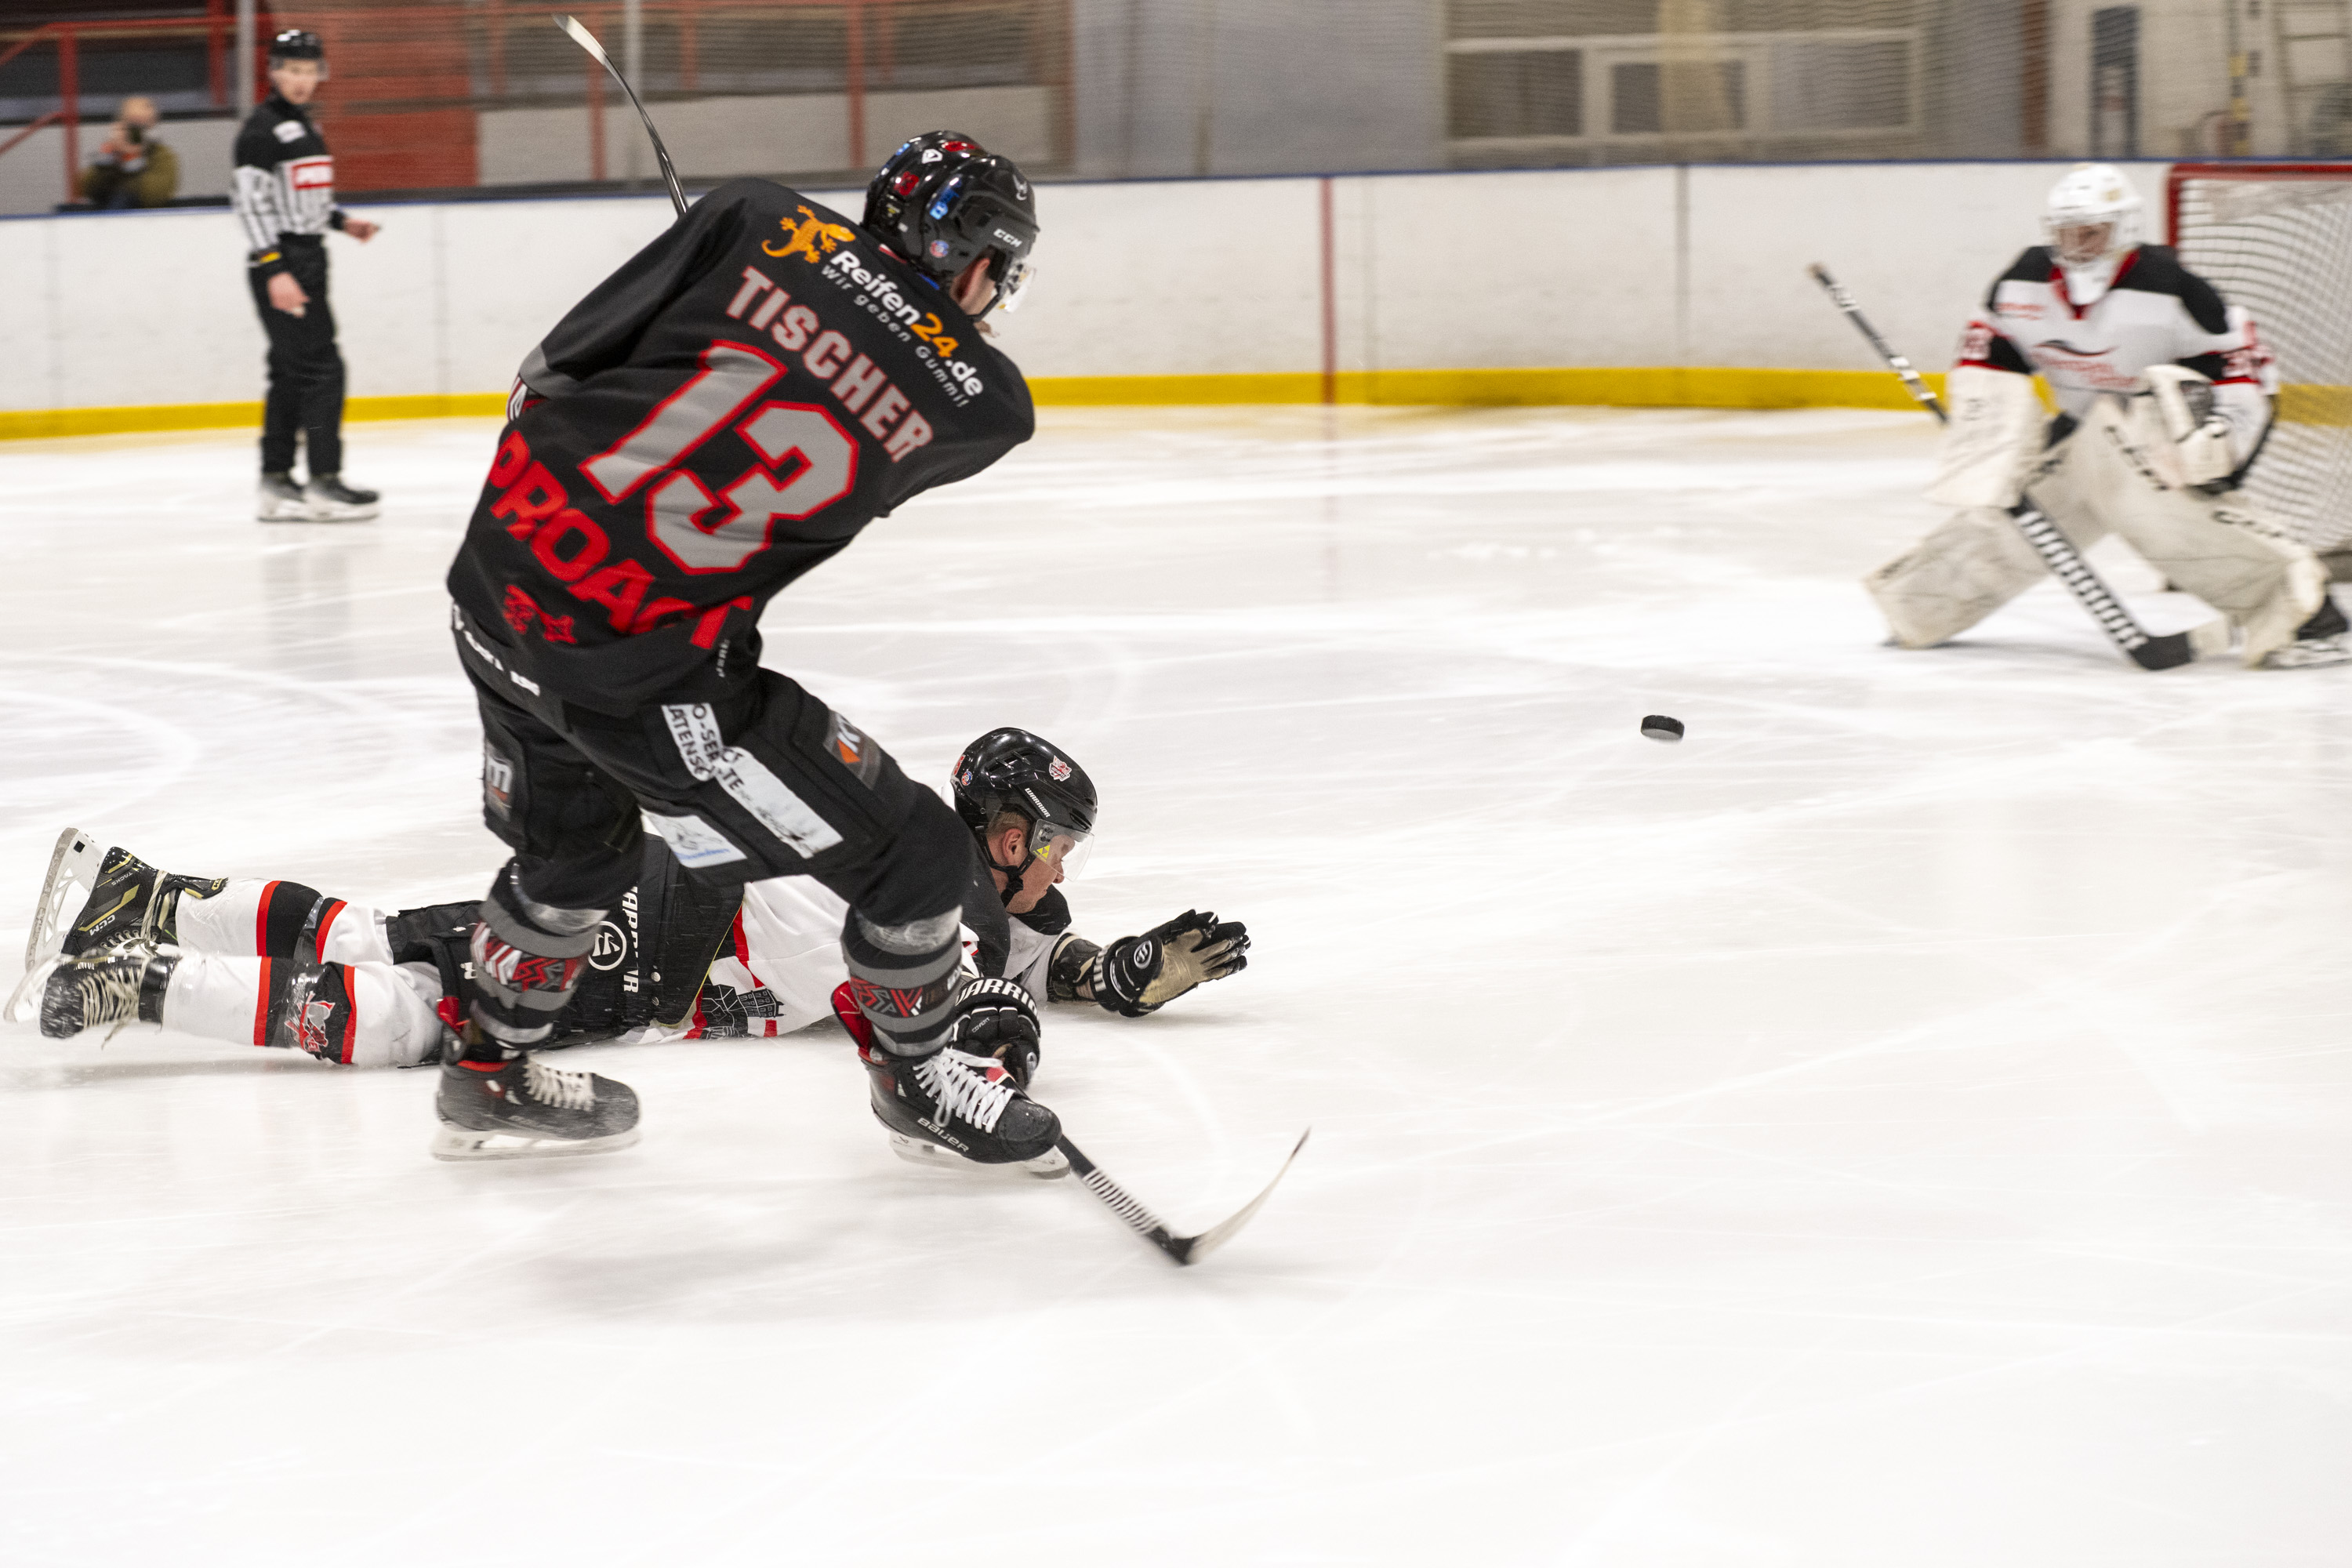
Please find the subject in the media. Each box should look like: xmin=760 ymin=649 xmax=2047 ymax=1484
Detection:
xmin=13 ymin=728 xmax=1249 ymax=1098
xmin=1866 ymin=162 xmax=2349 ymax=669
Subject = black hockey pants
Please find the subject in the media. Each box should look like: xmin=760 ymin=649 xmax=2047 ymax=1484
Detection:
xmin=248 ymin=236 xmax=346 ymax=478
xmin=456 ymin=631 xmax=971 ymax=1052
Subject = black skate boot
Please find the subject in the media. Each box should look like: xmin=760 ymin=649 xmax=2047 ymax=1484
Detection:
xmin=431 ymin=1049 xmax=641 ymax=1161
xmin=861 ymin=1038 xmax=1067 ymax=1177
xmin=40 ymin=946 xmax=176 ymax=1040
xmin=53 ymin=839 xmax=223 ymax=960
xmin=256 ymin=470 xmax=310 ymax=521
xmin=303 ymin=474 xmax=379 ymax=522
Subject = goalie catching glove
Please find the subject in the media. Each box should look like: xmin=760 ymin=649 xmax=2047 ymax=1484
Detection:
xmin=2132 ymin=364 xmax=2242 ymax=492
xmin=1062 ymin=910 xmax=1250 ymax=1018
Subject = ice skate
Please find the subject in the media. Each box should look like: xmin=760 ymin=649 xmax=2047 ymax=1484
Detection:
xmin=862 ymin=1039 xmax=1067 ymax=1178
xmin=302 ymin=475 xmax=379 ymax=521
xmin=5 ymin=829 xmax=220 ymax=1022
xmin=256 ymin=470 xmax=310 ymax=521
xmin=431 ymin=1053 xmax=641 ymax=1160
xmin=2260 ymin=633 xmax=2352 ymax=669
xmin=39 ymin=946 xmax=175 ymax=1040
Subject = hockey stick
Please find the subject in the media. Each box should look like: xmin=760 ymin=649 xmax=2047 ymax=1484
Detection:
xmin=1059 ymin=1128 xmax=1310 ymax=1265
xmin=1809 ymin=263 xmax=2211 ymax=671
xmin=554 ymin=13 xmax=688 ymax=220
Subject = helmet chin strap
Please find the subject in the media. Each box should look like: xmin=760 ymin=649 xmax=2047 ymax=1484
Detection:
xmin=983 ymin=837 xmax=1029 ymax=907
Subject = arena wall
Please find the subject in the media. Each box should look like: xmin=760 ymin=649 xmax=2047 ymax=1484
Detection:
xmin=0 ymin=158 xmax=2174 ymax=438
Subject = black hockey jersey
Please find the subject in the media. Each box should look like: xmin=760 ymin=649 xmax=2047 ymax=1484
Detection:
xmin=232 ymin=93 xmax=344 ymax=277
xmin=446 ymin=178 xmax=1036 ymax=715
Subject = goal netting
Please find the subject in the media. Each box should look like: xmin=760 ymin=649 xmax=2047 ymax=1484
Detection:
xmin=2169 ymin=162 xmax=2352 ymax=559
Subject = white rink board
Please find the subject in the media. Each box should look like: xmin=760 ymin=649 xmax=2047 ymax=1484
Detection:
xmin=0 ymin=161 xmax=2180 ymax=413
xmin=2 ymin=406 xmax=2350 ymax=1566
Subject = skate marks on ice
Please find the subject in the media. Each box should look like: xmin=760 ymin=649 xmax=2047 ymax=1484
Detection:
xmin=1 ymin=410 xmax=2350 ymax=1563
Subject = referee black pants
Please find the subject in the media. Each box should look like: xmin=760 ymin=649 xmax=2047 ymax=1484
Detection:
xmin=247 ymin=235 xmax=346 ymax=478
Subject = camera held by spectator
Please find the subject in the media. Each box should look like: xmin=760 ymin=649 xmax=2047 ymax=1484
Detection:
xmin=78 ymin=96 xmax=180 ymax=209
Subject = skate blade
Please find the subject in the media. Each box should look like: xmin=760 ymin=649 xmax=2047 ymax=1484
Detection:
xmin=429 ymin=1123 xmax=642 ymax=1162
xmin=5 ymin=957 xmax=60 ymax=1025
xmin=887 ymin=1131 xmax=1069 ymax=1179
xmin=10 ymin=826 xmax=103 ymax=1020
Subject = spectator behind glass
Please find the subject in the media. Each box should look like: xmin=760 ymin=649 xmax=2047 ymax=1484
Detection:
xmin=78 ymin=96 xmax=179 ymax=209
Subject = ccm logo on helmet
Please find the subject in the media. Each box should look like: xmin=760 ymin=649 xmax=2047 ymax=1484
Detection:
xmin=991 ymin=228 xmax=1027 ymax=249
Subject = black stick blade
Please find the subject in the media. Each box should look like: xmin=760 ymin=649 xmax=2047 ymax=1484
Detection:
xmin=1060 ymin=1128 xmax=1312 ymax=1267
xmin=2128 ymin=630 xmax=2198 ymax=670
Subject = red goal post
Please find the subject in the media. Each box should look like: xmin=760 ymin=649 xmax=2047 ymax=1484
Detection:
xmin=2166 ymin=162 xmax=2352 ymax=555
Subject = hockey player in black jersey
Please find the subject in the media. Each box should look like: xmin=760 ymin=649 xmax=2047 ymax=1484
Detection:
xmin=437 ymin=130 xmax=1051 ymax=1164
xmin=20 ymin=732 xmax=1250 ymax=1087
xmin=1866 ymin=163 xmax=2347 ymax=669
xmin=234 ymin=31 xmax=380 ymax=524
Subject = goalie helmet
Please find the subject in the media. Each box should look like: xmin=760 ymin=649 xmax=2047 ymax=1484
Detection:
xmin=951 ymin=728 xmax=1096 ymax=895
xmin=2042 ymin=162 xmax=2143 ymax=305
xmin=863 ymin=132 xmax=1039 ymax=316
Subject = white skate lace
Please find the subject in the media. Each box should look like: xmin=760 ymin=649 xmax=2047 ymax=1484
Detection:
xmin=914 ymin=1048 xmax=1013 ymax=1133
xmin=523 ymin=1056 xmax=597 ymax=1111
xmin=76 ymin=959 xmax=145 ymax=1027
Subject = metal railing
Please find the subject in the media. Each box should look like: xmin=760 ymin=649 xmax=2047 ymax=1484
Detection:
xmin=0 ymin=9 xmax=245 ymax=203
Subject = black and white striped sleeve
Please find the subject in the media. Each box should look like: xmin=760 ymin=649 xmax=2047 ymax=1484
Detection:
xmin=232 ymin=114 xmax=292 ymax=278
xmin=232 ymin=165 xmax=291 ymax=258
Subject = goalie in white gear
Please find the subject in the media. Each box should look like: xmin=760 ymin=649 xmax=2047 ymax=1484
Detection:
xmin=1865 ymin=163 xmax=2349 ymax=669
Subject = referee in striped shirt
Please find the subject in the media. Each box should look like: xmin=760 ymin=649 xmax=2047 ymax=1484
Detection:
xmin=234 ymin=30 xmax=379 ymax=521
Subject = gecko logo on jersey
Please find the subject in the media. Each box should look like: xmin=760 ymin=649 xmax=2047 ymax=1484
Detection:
xmin=764 ymin=205 xmax=858 ymax=266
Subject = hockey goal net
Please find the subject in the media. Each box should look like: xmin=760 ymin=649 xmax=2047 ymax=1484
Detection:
xmin=2169 ymin=162 xmax=2352 ymax=561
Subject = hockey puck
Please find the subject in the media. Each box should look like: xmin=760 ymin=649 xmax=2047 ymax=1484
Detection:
xmin=1639 ymin=714 xmax=1685 ymax=743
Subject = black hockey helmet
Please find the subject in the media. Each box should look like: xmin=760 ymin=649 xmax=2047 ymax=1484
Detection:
xmin=268 ymin=29 xmax=325 ymax=64
xmin=864 ymin=131 xmax=1039 ymax=315
xmin=952 ymin=728 xmax=1096 ymax=896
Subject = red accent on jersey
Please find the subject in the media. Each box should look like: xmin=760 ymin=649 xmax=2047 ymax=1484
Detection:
xmin=314 ymin=898 xmax=347 ymax=959
xmin=252 ymin=956 xmax=274 ymax=1047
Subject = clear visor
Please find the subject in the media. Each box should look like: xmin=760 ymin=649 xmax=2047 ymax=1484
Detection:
xmin=2052 ymin=220 xmax=2114 ymax=267
xmin=1026 ymin=820 xmax=1092 ymax=882
xmin=994 ymin=255 xmax=1036 ymax=314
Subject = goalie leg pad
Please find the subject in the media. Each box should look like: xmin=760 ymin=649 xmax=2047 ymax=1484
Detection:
xmin=2048 ymin=401 xmax=2328 ymax=666
xmin=1864 ymin=505 xmax=2103 ymax=648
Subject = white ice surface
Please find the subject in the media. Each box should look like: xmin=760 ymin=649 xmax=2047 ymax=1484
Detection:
xmin=2 ymin=407 xmax=2348 ymax=1566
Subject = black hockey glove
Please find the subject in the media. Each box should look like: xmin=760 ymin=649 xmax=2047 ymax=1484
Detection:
xmin=946 ymin=976 xmax=1041 ymax=1088
xmin=1087 ymin=911 xmax=1250 ymax=1018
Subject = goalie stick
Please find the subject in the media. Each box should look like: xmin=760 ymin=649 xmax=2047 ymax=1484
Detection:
xmin=1809 ymin=263 xmax=2213 ymax=672
xmin=555 ymin=13 xmax=689 ymax=220
xmin=1062 ymin=1128 xmax=1310 ymax=1265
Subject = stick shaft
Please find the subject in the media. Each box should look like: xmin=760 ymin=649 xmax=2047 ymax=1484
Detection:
xmin=555 ymin=13 xmax=688 ymax=219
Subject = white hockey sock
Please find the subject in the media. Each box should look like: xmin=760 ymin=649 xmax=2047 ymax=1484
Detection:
xmin=174 ymin=877 xmax=395 ymax=964
xmin=158 ymin=952 xmax=443 ymax=1069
